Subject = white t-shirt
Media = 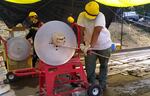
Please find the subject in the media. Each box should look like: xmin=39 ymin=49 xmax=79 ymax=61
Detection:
xmin=77 ymin=12 xmax=112 ymax=50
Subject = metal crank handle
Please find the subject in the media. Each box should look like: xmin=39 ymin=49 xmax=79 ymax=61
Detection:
xmin=60 ymin=45 xmax=97 ymax=50
xmin=60 ymin=45 xmax=79 ymax=49
xmin=90 ymin=51 xmax=126 ymax=64
xmin=60 ymin=45 xmax=125 ymax=64
xmin=60 ymin=45 xmax=109 ymax=58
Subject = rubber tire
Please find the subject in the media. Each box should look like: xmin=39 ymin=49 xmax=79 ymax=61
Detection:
xmin=6 ymin=72 xmax=17 ymax=82
xmin=87 ymin=84 xmax=102 ymax=96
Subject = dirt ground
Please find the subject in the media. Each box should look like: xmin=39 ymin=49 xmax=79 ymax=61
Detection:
xmin=106 ymin=74 xmax=150 ymax=96
xmin=109 ymin=22 xmax=150 ymax=49
xmin=10 ymin=74 xmax=150 ymax=96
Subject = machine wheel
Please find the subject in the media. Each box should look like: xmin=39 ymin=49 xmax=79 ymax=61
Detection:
xmin=87 ymin=84 xmax=102 ymax=96
xmin=6 ymin=72 xmax=17 ymax=82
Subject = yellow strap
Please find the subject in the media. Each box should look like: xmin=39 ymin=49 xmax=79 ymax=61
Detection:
xmin=5 ymin=0 xmax=41 ymax=4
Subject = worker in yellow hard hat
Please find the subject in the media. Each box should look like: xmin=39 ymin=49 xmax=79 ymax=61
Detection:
xmin=26 ymin=11 xmax=43 ymax=67
xmin=77 ymin=1 xmax=112 ymax=92
xmin=29 ymin=11 xmax=37 ymax=17
xmin=28 ymin=11 xmax=39 ymax=24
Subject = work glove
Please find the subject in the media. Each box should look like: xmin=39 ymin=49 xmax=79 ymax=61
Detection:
xmin=31 ymin=27 xmax=39 ymax=30
xmin=16 ymin=23 xmax=23 ymax=27
xmin=80 ymin=43 xmax=91 ymax=55
xmin=80 ymin=43 xmax=85 ymax=52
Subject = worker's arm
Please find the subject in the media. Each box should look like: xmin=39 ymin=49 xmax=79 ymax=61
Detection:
xmin=26 ymin=28 xmax=35 ymax=39
xmin=77 ymin=12 xmax=86 ymax=44
xmin=90 ymin=13 xmax=106 ymax=48
xmin=90 ymin=26 xmax=103 ymax=48
xmin=79 ymin=26 xmax=85 ymax=44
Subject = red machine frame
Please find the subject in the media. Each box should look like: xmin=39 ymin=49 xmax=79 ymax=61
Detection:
xmin=38 ymin=57 xmax=88 ymax=96
xmin=38 ymin=23 xmax=89 ymax=96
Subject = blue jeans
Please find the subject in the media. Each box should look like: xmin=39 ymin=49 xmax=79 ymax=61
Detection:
xmin=85 ymin=47 xmax=111 ymax=89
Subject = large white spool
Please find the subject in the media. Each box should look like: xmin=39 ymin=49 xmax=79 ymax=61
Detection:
xmin=34 ymin=21 xmax=77 ymax=66
xmin=7 ymin=37 xmax=31 ymax=61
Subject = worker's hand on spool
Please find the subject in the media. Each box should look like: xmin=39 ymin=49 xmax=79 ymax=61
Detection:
xmin=27 ymin=38 xmax=33 ymax=45
xmin=84 ymin=44 xmax=91 ymax=55
xmin=80 ymin=43 xmax=91 ymax=55
xmin=80 ymin=43 xmax=85 ymax=51
xmin=31 ymin=27 xmax=38 ymax=30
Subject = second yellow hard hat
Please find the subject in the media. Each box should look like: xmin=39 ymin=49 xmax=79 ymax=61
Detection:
xmin=28 ymin=11 xmax=37 ymax=17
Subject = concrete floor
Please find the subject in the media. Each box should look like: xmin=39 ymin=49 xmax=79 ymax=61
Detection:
xmin=10 ymin=74 xmax=150 ymax=96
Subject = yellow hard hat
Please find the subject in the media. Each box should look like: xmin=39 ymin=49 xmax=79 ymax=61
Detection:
xmin=67 ymin=16 xmax=74 ymax=23
xmin=28 ymin=11 xmax=37 ymax=17
xmin=85 ymin=1 xmax=100 ymax=19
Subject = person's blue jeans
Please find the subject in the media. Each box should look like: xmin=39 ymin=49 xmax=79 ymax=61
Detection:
xmin=85 ymin=47 xmax=111 ymax=89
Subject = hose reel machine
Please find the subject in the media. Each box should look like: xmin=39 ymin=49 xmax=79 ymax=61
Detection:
xmin=0 ymin=30 xmax=34 ymax=82
xmin=34 ymin=21 xmax=102 ymax=96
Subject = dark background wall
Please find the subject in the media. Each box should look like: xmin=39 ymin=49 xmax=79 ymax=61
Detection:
xmin=0 ymin=0 xmax=117 ymax=28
